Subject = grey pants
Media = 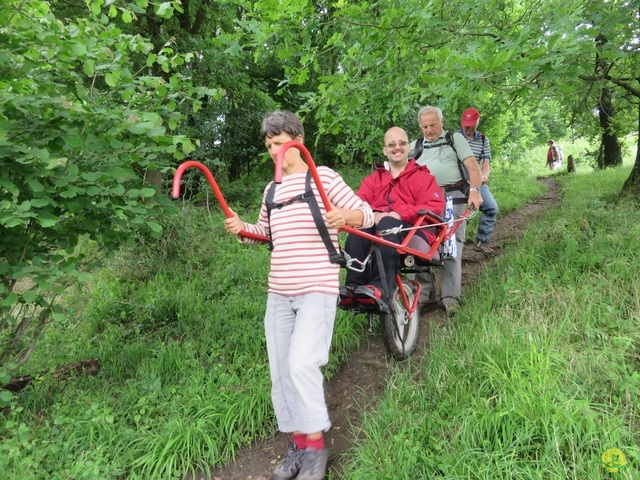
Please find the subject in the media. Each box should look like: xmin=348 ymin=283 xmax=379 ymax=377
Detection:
xmin=265 ymin=292 xmax=336 ymax=434
xmin=416 ymin=191 xmax=466 ymax=306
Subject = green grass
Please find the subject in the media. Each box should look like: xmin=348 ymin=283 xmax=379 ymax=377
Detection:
xmin=0 ymin=198 xmax=370 ymax=478
xmin=2 ymin=144 xmax=638 ymax=478
xmin=336 ymin=165 xmax=640 ymax=479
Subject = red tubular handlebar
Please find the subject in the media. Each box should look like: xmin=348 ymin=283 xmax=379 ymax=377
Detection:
xmin=276 ymin=141 xmax=363 ymax=236
xmin=172 ymin=143 xmax=472 ymax=261
xmin=276 ymin=141 xmax=469 ymax=261
xmin=276 ymin=141 xmax=331 ymax=210
xmin=172 ymin=161 xmax=230 ymax=215
xmin=171 ymin=161 xmax=270 ymax=243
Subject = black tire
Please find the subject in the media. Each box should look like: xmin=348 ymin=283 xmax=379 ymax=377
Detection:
xmin=380 ymin=277 xmax=420 ymax=360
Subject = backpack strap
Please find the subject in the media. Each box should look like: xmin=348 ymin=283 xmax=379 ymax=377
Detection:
xmin=443 ymin=131 xmax=457 ymax=155
xmin=408 ymin=138 xmax=423 ymax=161
xmin=265 ymin=181 xmax=309 ymax=251
xmin=303 ymin=173 xmax=346 ymax=266
xmin=264 ymin=181 xmax=277 ymax=251
xmin=264 ymin=171 xmax=345 ymax=266
xmin=409 ymin=133 xmax=454 ymax=159
xmin=410 ymin=131 xmax=469 ymax=199
xmin=444 ymin=131 xmax=470 ymax=197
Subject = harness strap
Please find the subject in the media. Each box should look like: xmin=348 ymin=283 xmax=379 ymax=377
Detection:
xmin=265 ymin=171 xmax=345 ymax=266
xmin=304 ymin=173 xmax=346 ymax=266
xmin=264 ymin=181 xmax=281 ymax=251
xmin=410 ymin=132 xmax=470 ymax=197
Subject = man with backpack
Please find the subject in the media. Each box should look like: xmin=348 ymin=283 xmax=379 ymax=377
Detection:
xmin=459 ymin=108 xmax=499 ymax=255
xmin=410 ymin=106 xmax=483 ymax=317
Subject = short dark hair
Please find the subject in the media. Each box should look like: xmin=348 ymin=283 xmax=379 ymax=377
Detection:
xmin=260 ymin=110 xmax=304 ymax=141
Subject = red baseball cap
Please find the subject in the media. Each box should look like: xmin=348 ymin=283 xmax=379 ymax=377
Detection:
xmin=461 ymin=108 xmax=480 ymax=126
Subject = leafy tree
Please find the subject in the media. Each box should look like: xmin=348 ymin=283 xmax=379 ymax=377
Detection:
xmin=234 ymin=0 xmax=638 ymax=185
xmin=0 ymin=0 xmax=219 ymax=381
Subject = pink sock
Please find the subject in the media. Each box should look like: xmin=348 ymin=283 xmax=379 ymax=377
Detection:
xmin=306 ymin=434 xmax=325 ymax=451
xmin=292 ymin=433 xmax=307 ymax=450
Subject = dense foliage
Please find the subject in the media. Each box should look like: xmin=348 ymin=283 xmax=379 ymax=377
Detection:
xmin=1 ymin=0 xmax=639 ymax=427
xmin=226 ymin=0 xmax=639 ymax=171
xmin=0 ymin=0 xmax=221 ymax=378
xmin=2 ymin=0 xmax=639 ymax=399
xmin=56 ymin=0 xmax=637 ymax=177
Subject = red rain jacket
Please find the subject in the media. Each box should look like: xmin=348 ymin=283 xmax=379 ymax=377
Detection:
xmin=356 ymin=160 xmax=445 ymax=243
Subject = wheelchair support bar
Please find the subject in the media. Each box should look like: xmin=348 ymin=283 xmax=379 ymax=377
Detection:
xmin=172 ymin=142 xmax=472 ymax=261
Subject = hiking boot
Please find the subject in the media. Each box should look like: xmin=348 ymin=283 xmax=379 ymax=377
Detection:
xmin=271 ymin=443 xmax=305 ymax=480
xmin=444 ymin=303 xmax=457 ymax=318
xmin=297 ymin=448 xmax=329 ymax=480
xmin=473 ymin=240 xmax=495 ymax=256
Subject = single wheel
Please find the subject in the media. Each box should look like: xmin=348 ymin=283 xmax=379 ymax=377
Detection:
xmin=380 ymin=277 xmax=420 ymax=360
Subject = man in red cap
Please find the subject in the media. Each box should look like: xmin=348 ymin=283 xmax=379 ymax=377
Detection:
xmin=459 ymin=108 xmax=499 ymax=255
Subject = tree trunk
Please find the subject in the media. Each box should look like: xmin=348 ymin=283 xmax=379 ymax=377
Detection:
xmin=596 ymin=86 xmax=623 ymax=169
xmin=621 ymin=103 xmax=640 ymax=195
xmin=593 ymin=34 xmax=622 ymax=169
xmin=144 ymin=169 xmax=165 ymax=190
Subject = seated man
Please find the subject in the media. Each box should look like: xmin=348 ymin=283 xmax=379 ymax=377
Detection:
xmin=341 ymin=126 xmax=445 ymax=309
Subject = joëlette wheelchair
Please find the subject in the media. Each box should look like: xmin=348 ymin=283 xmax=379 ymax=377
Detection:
xmin=171 ymin=141 xmax=470 ymax=360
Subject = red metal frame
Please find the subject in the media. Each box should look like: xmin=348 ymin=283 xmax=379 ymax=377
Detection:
xmin=172 ymin=141 xmax=473 ymax=313
xmin=171 ymin=160 xmax=270 ymax=243
xmin=171 ymin=140 xmax=471 ymax=270
xmin=397 ymin=274 xmax=421 ymax=315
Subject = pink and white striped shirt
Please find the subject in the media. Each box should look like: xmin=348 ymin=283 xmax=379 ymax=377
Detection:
xmin=239 ymin=166 xmax=373 ymax=296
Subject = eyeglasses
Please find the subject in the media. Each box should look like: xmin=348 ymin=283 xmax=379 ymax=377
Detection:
xmin=384 ymin=141 xmax=409 ymax=149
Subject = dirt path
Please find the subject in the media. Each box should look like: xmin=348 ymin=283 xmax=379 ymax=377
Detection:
xmin=205 ymin=178 xmax=562 ymax=480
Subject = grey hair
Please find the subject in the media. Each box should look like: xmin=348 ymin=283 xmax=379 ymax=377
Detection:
xmin=260 ymin=110 xmax=304 ymax=141
xmin=418 ymin=106 xmax=443 ymax=122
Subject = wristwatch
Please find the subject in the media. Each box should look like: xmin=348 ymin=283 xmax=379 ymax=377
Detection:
xmin=470 ymin=187 xmax=480 ymax=193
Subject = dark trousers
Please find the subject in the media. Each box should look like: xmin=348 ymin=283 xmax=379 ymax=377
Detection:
xmin=345 ymin=216 xmax=426 ymax=297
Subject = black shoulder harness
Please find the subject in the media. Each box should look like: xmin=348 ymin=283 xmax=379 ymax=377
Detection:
xmin=265 ymin=171 xmax=345 ymax=266
xmin=409 ymin=131 xmax=469 ymax=197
